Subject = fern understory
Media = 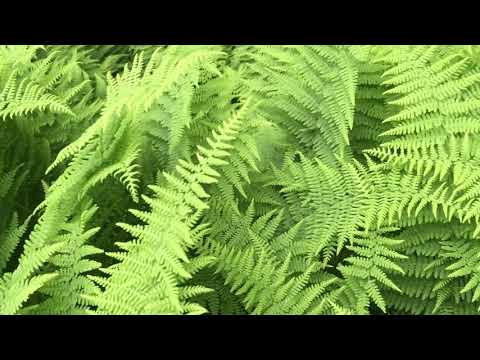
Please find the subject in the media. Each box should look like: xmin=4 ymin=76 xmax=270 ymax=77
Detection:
xmin=1 ymin=44 xmax=480 ymax=315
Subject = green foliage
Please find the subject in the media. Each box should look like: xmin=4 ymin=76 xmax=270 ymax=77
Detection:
xmin=2 ymin=44 xmax=480 ymax=315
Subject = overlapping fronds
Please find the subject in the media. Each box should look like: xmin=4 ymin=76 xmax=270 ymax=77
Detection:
xmin=3 ymin=45 xmax=480 ymax=315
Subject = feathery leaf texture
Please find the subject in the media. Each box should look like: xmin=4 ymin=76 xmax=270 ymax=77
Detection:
xmin=2 ymin=45 xmax=480 ymax=315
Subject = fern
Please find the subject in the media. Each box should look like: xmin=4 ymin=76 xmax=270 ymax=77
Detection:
xmin=86 ymin=100 xmax=252 ymax=314
xmin=2 ymin=45 xmax=480 ymax=315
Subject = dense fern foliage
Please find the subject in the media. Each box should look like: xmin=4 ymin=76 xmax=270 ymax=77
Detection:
xmin=2 ymin=45 xmax=480 ymax=315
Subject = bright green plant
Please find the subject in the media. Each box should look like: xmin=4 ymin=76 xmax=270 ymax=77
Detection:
xmin=1 ymin=44 xmax=480 ymax=315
